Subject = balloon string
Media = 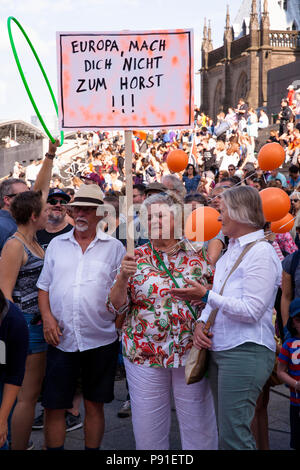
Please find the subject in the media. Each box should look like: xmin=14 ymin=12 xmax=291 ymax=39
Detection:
xmin=277 ymin=215 xmax=296 ymax=230
xmin=209 ymin=170 xmax=257 ymax=203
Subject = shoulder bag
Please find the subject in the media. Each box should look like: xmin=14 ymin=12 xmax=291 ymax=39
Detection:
xmin=185 ymin=239 xmax=267 ymax=384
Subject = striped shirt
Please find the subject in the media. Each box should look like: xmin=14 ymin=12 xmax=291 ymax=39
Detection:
xmin=278 ymin=337 xmax=300 ymax=406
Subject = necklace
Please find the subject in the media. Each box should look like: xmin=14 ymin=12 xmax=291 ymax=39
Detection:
xmin=16 ymin=230 xmax=44 ymax=257
xmin=152 ymin=239 xmax=184 ymax=257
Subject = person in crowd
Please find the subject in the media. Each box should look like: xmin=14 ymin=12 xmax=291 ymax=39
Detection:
xmin=107 ymin=192 xmax=218 ymax=450
xmin=161 ymin=174 xmax=186 ymax=201
xmin=37 ymin=183 xmax=126 ymax=451
xmin=267 ymin=168 xmax=288 ymax=188
xmin=235 ymin=97 xmax=249 ymax=121
xmin=257 ymin=109 xmax=269 ymax=129
xmin=278 ymin=99 xmax=293 ymax=136
xmin=0 ymin=288 xmax=29 ymax=450
xmin=168 ymin=186 xmax=282 ymax=450
xmin=0 ymin=191 xmax=49 ymax=450
xmin=182 ymin=164 xmax=201 ymax=194
xmin=33 ymin=188 xmax=81 ymax=433
xmin=289 ymin=191 xmax=300 ymax=246
xmin=287 ymin=165 xmax=300 ymax=190
xmin=0 ymin=178 xmax=29 ymax=255
xmin=277 ymin=297 xmax=300 ymax=450
xmin=0 ymin=141 xmax=58 ymax=450
xmin=0 ymin=141 xmax=58 ymax=254
xmin=295 ymin=88 xmax=300 ymax=125
xmin=246 ymin=107 xmax=258 ymax=154
xmin=37 ymin=189 xmax=72 ymax=251
xmin=184 ymin=192 xmax=225 ymax=265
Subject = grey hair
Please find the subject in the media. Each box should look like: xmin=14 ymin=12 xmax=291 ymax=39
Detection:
xmin=161 ymin=174 xmax=186 ymax=200
xmin=290 ymin=191 xmax=300 ymax=201
xmin=222 ymin=186 xmax=265 ymax=229
xmin=0 ymin=178 xmax=27 ymax=209
xmin=140 ymin=192 xmax=184 ymax=238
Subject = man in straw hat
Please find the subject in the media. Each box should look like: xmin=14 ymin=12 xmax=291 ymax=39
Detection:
xmin=37 ymin=184 xmax=126 ymax=450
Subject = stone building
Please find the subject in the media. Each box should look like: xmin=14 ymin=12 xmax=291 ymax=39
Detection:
xmin=200 ymin=0 xmax=300 ymax=119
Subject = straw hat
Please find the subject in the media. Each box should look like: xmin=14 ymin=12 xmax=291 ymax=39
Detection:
xmin=69 ymin=183 xmax=104 ymax=206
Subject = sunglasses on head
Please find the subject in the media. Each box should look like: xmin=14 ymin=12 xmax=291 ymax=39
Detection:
xmin=6 ymin=193 xmax=17 ymax=198
xmin=47 ymin=198 xmax=68 ymax=206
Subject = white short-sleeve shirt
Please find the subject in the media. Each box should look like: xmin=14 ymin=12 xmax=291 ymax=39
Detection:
xmin=37 ymin=228 xmax=126 ymax=352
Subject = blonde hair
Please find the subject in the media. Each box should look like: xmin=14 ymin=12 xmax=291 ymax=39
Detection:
xmin=222 ymin=186 xmax=265 ymax=229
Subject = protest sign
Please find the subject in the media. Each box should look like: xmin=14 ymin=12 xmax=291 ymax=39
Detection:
xmin=57 ymin=29 xmax=194 ymax=130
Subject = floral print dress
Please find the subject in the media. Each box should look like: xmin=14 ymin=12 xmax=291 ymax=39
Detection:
xmin=107 ymin=242 xmax=214 ymax=368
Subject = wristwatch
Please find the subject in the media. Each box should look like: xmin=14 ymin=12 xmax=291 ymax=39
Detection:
xmin=45 ymin=152 xmax=55 ymax=160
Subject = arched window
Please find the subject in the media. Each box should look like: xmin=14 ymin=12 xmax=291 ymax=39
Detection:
xmin=213 ymin=80 xmax=223 ymax=119
xmin=235 ymin=72 xmax=249 ymax=106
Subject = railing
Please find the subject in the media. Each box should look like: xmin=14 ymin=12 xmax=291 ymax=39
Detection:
xmin=208 ymin=45 xmax=224 ymax=68
xmin=230 ymin=34 xmax=250 ymax=58
xmin=269 ymin=30 xmax=300 ymax=48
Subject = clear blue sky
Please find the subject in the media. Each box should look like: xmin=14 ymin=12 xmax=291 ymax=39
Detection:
xmin=1 ymin=0 xmax=242 ymax=124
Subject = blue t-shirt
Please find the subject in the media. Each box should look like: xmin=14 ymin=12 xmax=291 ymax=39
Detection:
xmin=267 ymin=172 xmax=287 ymax=188
xmin=0 ymin=301 xmax=29 ymax=387
xmin=0 ymin=210 xmax=17 ymax=255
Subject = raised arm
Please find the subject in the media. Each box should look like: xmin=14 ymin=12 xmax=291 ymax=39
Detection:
xmin=33 ymin=139 xmax=60 ymax=202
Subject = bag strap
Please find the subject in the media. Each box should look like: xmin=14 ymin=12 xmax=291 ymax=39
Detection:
xmin=203 ymin=238 xmax=267 ymax=334
xmin=148 ymin=241 xmax=198 ymax=321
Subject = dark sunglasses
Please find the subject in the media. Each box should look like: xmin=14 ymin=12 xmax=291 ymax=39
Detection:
xmin=47 ymin=198 xmax=68 ymax=206
xmin=291 ymin=199 xmax=299 ymax=203
xmin=6 ymin=193 xmax=17 ymax=198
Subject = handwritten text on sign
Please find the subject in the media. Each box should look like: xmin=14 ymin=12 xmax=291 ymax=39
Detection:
xmin=57 ymin=30 xmax=193 ymax=130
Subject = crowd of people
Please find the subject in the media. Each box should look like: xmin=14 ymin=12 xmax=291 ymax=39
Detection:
xmin=0 ymin=88 xmax=300 ymax=452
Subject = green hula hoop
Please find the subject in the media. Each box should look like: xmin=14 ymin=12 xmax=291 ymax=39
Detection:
xmin=7 ymin=16 xmax=64 ymax=146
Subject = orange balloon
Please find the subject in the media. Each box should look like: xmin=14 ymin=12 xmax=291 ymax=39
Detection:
xmin=270 ymin=212 xmax=294 ymax=233
xmin=260 ymin=188 xmax=291 ymax=222
xmin=257 ymin=143 xmax=285 ymax=171
xmin=185 ymin=206 xmax=222 ymax=242
xmin=167 ymin=150 xmax=189 ymax=173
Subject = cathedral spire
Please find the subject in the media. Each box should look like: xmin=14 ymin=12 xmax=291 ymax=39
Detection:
xmin=225 ymin=4 xmax=230 ymax=29
xmin=208 ymin=19 xmax=213 ymax=51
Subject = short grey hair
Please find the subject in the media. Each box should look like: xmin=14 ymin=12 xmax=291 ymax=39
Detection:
xmin=161 ymin=174 xmax=186 ymax=200
xmin=140 ymin=192 xmax=184 ymax=238
xmin=222 ymin=186 xmax=265 ymax=229
xmin=290 ymin=191 xmax=300 ymax=201
xmin=0 ymin=178 xmax=27 ymax=208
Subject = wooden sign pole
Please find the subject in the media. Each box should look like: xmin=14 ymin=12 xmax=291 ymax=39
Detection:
xmin=124 ymin=129 xmax=134 ymax=256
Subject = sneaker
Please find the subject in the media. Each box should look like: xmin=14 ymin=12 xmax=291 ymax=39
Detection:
xmin=32 ymin=410 xmax=44 ymax=430
xmin=27 ymin=440 xmax=34 ymax=450
xmin=65 ymin=412 xmax=83 ymax=432
xmin=117 ymin=400 xmax=131 ymax=418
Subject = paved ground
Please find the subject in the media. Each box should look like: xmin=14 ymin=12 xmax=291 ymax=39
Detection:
xmin=29 ymin=378 xmax=292 ymax=451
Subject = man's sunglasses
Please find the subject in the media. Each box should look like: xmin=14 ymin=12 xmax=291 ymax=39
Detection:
xmin=47 ymin=198 xmax=68 ymax=206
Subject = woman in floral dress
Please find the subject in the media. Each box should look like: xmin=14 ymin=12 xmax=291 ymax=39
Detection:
xmin=108 ymin=192 xmax=217 ymax=450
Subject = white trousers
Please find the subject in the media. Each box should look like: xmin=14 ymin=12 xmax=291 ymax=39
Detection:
xmin=124 ymin=358 xmax=218 ymax=450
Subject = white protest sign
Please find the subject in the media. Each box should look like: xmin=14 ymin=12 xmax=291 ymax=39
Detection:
xmin=56 ymin=29 xmax=194 ymax=130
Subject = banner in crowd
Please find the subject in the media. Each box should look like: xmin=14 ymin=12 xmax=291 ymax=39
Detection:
xmin=56 ymin=29 xmax=194 ymax=130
